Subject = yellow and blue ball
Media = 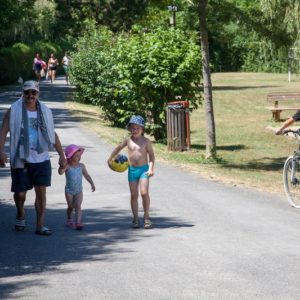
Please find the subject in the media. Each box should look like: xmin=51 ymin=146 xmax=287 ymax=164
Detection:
xmin=110 ymin=154 xmax=129 ymax=173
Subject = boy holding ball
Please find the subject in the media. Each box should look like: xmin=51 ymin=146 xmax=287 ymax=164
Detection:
xmin=107 ymin=115 xmax=155 ymax=229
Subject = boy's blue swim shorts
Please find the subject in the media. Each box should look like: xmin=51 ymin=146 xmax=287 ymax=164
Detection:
xmin=128 ymin=164 xmax=149 ymax=182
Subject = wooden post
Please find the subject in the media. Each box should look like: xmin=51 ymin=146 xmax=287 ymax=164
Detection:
xmin=166 ymin=102 xmax=189 ymax=151
xmin=274 ymin=100 xmax=280 ymax=121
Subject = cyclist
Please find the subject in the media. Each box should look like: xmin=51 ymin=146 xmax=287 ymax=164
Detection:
xmin=275 ymin=110 xmax=300 ymax=135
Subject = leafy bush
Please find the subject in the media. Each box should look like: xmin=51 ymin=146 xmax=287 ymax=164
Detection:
xmin=0 ymin=47 xmax=16 ymax=83
xmin=12 ymin=43 xmax=33 ymax=79
xmin=70 ymin=26 xmax=117 ymax=116
xmin=0 ymin=43 xmax=33 ymax=83
xmin=71 ymin=25 xmax=202 ymax=140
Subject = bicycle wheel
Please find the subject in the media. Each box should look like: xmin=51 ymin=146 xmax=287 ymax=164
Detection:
xmin=283 ymin=156 xmax=300 ymax=208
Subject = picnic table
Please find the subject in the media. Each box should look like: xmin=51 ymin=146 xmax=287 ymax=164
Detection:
xmin=266 ymin=92 xmax=300 ymax=121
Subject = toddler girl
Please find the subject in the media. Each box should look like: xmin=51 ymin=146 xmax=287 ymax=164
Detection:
xmin=59 ymin=144 xmax=95 ymax=229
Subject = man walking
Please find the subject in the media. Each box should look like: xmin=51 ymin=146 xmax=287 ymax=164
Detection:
xmin=0 ymin=80 xmax=67 ymax=235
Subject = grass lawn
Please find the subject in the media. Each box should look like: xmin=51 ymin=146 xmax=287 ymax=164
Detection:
xmin=66 ymin=72 xmax=300 ymax=195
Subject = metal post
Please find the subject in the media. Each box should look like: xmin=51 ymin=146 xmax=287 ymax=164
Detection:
xmin=168 ymin=5 xmax=177 ymax=27
xmin=172 ymin=9 xmax=176 ymax=27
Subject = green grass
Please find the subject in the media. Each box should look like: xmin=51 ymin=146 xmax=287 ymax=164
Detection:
xmin=66 ymin=72 xmax=300 ymax=194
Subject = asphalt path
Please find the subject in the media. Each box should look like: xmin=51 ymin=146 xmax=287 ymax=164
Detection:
xmin=1 ymin=77 xmax=300 ymax=300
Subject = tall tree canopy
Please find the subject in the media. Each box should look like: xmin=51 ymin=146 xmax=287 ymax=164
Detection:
xmin=53 ymin=0 xmax=148 ymax=37
xmin=1 ymin=0 xmax=300 ymax=73
xmin=0 ymin=1 xmax=35 ymax=46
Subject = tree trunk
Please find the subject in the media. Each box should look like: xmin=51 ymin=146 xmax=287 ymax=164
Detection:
xmin=198 ymin=0 xmax=217 ymax=158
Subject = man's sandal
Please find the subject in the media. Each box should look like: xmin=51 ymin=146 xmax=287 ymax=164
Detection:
xmin=144 ymin=219 xmax=153 ymax=229
xmin=15 ymin=218 xmax=25 ymax=231
xmin=35 ymin=226 xmax=52 ymax=236
xmin=132 ymin=219 xmax=140 ymax=229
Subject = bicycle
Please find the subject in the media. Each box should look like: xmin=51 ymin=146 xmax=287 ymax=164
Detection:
xmin=283 ymin=128 xmax=300 ymax=208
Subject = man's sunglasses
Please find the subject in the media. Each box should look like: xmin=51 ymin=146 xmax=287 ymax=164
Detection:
xmin=24 ymin=90 xmax=38 ymax=96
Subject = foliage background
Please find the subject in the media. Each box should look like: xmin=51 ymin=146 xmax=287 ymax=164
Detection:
xmin=2 ymin=0 xmax=300 ymax=139
xmin=1 ymin=0 xmax=300 ymax=80
xmin=70 ymin=25 xmax=201 ymax=140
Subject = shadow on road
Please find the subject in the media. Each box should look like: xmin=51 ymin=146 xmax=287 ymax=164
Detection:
xmin=0 ymin=80 xmax=77 ymax=126
xmin=0 ymin=77 xmax=195 ymax=299
xmin=0 ymin=200 xmax=193 ymax=299
xmin=0 ymin=167 xmax=10 ymax=179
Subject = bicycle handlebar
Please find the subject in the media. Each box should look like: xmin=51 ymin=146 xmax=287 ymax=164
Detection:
xmin=283 ymin=128 xmax=300 ymax=135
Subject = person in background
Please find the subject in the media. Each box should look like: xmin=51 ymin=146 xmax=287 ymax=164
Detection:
xmin=33 ymin=53 xmax=43 ymax=81
xmin=62 ymin=53 xmax=70 ymax=85
xmin=47 ymin=53 xmax=59 ymax=83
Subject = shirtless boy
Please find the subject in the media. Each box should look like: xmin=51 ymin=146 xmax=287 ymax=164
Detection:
xmin=107 ymin=115 xmax=155 ymax=229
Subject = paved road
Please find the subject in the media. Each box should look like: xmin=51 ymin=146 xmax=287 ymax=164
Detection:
xmin=1 ymin=77 xmax=300 ymax=300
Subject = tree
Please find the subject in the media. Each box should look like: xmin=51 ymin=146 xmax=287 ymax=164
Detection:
xmin=259 ymin=0 xmax=300 ymax=60
xmin=198 ymin=0 xmax=216 ymax=158
xmin=185 ymin=0 xmax=216 ymax=158
xmin=53 ymin=0 xmax=148 ymax=38
xmin=0 ymin=0 xmax=35 ymax=46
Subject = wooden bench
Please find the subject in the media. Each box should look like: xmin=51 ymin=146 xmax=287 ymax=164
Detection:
xmin=266 ymin=92 xmax=300 ymax=121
